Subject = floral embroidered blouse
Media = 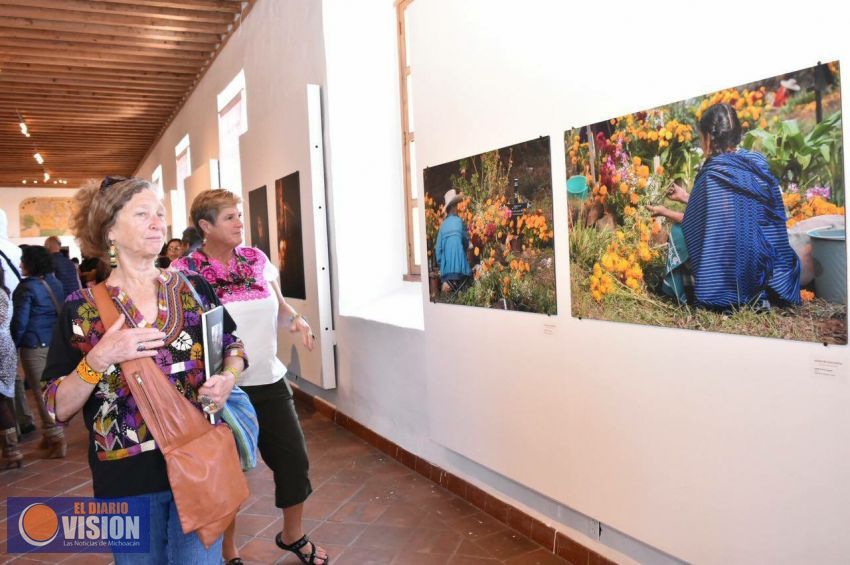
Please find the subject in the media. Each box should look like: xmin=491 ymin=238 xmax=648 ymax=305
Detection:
xmin=172 ymin=247 xmax=287 ymax=388
xmin=41 ymin=270 xmax=247 ymax=498
xmin=171 ymin=246 xmax=271 ymax=305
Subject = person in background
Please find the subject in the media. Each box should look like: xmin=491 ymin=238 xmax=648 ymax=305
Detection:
xmin=173 ymin=189 xmax=325 ymax=565
xmin=435 ymin=189 xmax=472 ymax=294
xmin=44 ymin=236 xmax=81 ymax=299
xmin=1 ymin=267 xmax=21 ymax=469
xmin=181 ymin=226 xmax=204 ymax=256
xmin=162 ymin=238 xmax=183 ymax=263
xmin=11 ymin=245 xmax=66 ymax=458
xmin=0 ymin=210 xmax=22 ymax=300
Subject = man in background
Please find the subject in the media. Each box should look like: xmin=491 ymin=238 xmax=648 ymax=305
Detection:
xmin=44 ymin=236 xmax=81 ymax=299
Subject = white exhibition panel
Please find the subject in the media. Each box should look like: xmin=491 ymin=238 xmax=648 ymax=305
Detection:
xmin=135 ymin=0 xmax=328 ymax=388
xmin=411 ymin=1 xmax=850 ymax=563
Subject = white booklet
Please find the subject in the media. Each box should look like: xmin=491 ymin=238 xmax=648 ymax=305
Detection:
xmin=201 ymin=305 xmax=224 ymax=423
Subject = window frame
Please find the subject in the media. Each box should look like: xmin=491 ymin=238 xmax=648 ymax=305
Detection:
xmin=396 ymin=0 xmax=420 ymax=280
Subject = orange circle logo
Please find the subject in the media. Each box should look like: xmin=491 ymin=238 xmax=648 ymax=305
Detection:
xmin=18 ymin=503 xmax=59 ymax=547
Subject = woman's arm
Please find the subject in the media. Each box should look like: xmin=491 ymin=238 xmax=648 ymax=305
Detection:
xmin=10 ymin=284 xmax=32 ymax=345
xmin=270 ymin=278 xmax=315 ymax=351
xmin=647 ymin=205 xmax=684 ymax=224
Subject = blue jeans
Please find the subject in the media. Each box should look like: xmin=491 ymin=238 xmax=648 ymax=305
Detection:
xmin=113 ymin=490 xmax=222 ymax=564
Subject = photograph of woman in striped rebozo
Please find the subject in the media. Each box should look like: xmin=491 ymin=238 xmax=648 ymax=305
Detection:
xmin=649 ymin=102 xmax=802 ymax=311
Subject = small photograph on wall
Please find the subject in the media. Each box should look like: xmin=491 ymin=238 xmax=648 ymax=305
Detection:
xmin=566 ymin=61 xmax=846 ymax=344
xmin=424 ymin=136 xmax=556 ymax=314
xmin=275 ymin=171 xmax=306 ymax=300
xmin=248 ymin=185 xmax=271 ymax=258
xmin=19 ymin=197 xmax=75 ymax=236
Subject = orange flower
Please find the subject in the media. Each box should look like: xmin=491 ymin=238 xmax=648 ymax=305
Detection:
xmin=629 ymin=192 xmax=640 ymax=205
xmin=801 ymin=289 xmax=815 ymax=302
xmin=619 ymin=182 xmax=629 ymax=194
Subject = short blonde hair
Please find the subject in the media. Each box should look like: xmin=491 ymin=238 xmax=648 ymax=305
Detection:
xmin=70 ymin=177 xmax=154 ymax=260
xmin=190 ymin=189 xmax=242 ymax=232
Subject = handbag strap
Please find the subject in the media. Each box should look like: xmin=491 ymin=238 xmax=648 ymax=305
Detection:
xmin=38 ymin=277 xmax=62 ymax=314
xmin=0 ymin=248 xmax=21 ymax=282
xmin=174 ymin=270 xmax=207 ymax=313
xmin=90 ymin=282 xmax=210 ymax=450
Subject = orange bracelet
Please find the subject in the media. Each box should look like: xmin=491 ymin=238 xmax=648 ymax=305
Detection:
xmin=76 ymin=357 xmax=104 ymax=385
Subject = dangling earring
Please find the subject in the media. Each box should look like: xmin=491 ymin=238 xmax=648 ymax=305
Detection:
xmin=108 ymin=240 xmax=118 ymax=268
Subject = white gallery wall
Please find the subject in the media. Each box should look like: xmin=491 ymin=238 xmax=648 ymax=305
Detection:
xmin=129 ymin=0 xmax=850 ymax=563
xmin=135 ymin=0 xmax=327 ymax=387
xmin=408 ymin=1 xmax=849 ymax=564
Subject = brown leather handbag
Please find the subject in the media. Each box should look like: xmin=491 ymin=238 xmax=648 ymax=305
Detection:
xmin=92 ymin=283 xmax=249 ymax=547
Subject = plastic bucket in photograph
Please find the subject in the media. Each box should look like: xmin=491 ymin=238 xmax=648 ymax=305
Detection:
xmin=808 ymin=228 xmax=847 ymax=304
xmin=567 ymin=175 xmax=588 ymax=200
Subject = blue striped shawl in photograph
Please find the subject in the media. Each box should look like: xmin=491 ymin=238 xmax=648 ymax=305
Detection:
xmin=681 ymin=149 xmax=801 ymax=309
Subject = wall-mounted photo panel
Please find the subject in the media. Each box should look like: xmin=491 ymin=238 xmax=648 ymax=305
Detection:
xmin=566 ymin=62 xmax=846 ymax=343
xmin=275 ymin=171 xmax=306 ymax=300
xmin=424 ymin=136 xmax=556 ymax=314
xmin=248 ymin=185 xmax=271 ymax=258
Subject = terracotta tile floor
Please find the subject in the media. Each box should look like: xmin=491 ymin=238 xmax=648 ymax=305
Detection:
xmin=2 ymin=402 xmax=568 ymax=564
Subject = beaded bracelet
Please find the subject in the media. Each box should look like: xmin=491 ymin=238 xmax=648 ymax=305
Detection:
xmin=76 ymin=357 xmax=104 ymax=385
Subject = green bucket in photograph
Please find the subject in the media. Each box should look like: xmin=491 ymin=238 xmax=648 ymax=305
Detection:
xmin=567 ymin=175 xmax=588 ymax=200
xmin=808 ymin=228 xmax=846 ymax=304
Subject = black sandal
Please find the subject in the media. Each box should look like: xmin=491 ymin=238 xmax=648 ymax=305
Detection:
xmin=275 ymin=532 xmax=328 ymax=564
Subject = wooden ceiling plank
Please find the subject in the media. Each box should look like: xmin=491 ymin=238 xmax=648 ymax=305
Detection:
xmin=0 ymin=62 xmax=196 ymax=82
xmin=0 ymin=54 xmax=202 ymax=75
xmin=0 ymin=37 xmax=210 ymax=61
xmin=0 ymin=1 xmax=236 ymax=26
xmin=105 ymin=0 xmax=244 ymax=15
xmin=0 ymin=27 xmax=218 ymax=53
xmin=0 ymin=16 xmax=223 ymax=44
xmin=0 ymin=45 xmax=207 ymax=69
xmin=0 ymin=75 xmax=192 ymax=95
xmin=3 ymin=85 xmax=186 ymax=101
xmin=0 ymin=5 xmax=231 ymax=34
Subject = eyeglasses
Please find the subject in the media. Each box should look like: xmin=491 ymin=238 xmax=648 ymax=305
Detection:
xmin=99 ymin=176 xmax=128 ymax=192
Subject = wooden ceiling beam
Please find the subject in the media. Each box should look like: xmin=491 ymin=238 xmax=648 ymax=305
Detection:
xmin=104 ymin=0 xmax=244 ymax=15
xmin=0 ymin=27 xmax=218 ymax=53
xmin=0 ymin=62 xmax=196 ymax=82
xmin=2 ymin=85 xmax=184 ymax=101
xmin=0 ymin=45 xmax=206 ymax=70
xmin=0 ymin=16 xmax=222 ymax=44
xmin=0 ymin=53 xmax=201 ymax=75
xmin=0 ymin=74 xmax=192 ymax=95
xmin=0 ymin=5 xmax=230 ymax=34
xmin=0 ymin=1 xmax=235 ymax=27
xmin=0 ymin=93 xmax=178 ymax=107
xmin=0 ymin=38 xmax=210 ymax=62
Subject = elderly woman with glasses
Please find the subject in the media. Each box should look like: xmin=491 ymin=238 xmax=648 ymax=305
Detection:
xmin=41 ymin=177 xmax=248 ymax=564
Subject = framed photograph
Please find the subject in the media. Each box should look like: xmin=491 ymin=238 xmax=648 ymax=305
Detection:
xmin=248 ymin=185 xmax=271 ymax=258
xmin=424 ymin=136 xmax=556 ymax=314
xmin=275 ymin=171 xmax=306 ymax=300
xmin=566 ymin=62 xmax=845 ymax=343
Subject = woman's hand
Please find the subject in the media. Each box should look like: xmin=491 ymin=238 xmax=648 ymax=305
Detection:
xmin=646 ymin=205 xmax=669 ymax=217
xmin=197 ymin=372 xmax=235 ymax=413
xmin=666 ymin=183 xmax=689 ymax=203
xmin=290 ymin=316 xmax=315 ymax=352
xmin=86 ymin=314 xmax=166 ymax=372
xmin=646 ymin=205 xmax=683 ymax=224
